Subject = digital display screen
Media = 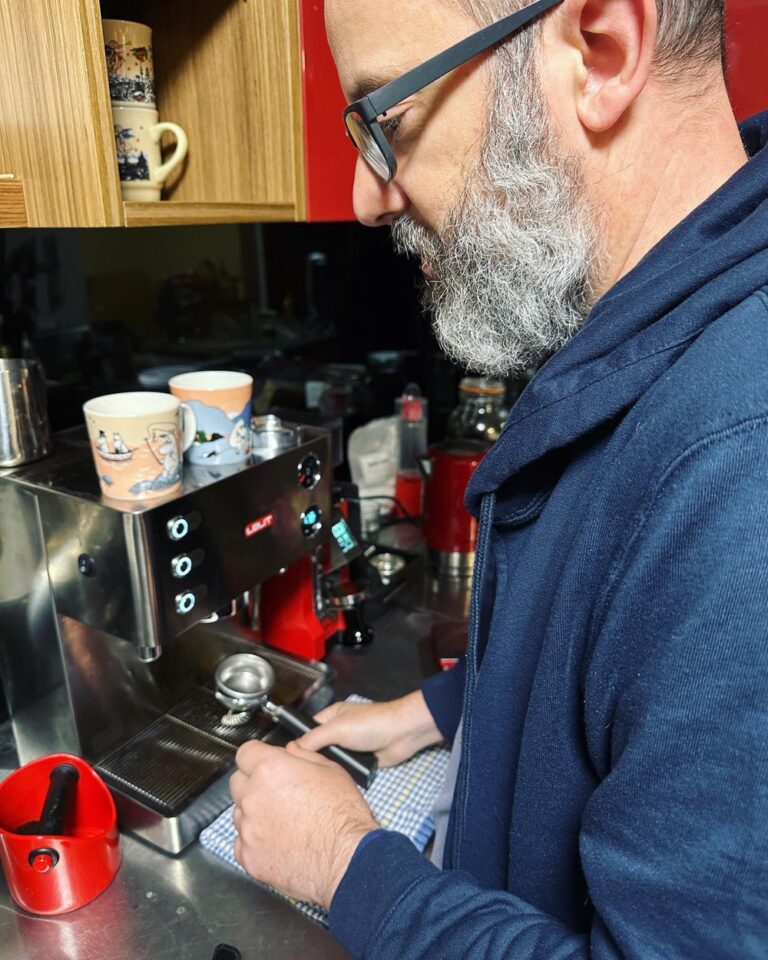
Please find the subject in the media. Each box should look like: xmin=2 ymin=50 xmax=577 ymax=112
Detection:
xmin=331 ymin=517 xmax=357 ymax=554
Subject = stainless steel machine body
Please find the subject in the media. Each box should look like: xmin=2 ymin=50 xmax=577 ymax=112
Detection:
xmin=0 ymin=426 xmax=333 ymax=852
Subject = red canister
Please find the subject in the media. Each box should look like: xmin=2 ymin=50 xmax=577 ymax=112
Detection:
xmin=421 ymin=439 xmax=488 ymax=575
xmin=0 ymin=753 xmax=120 ymax=915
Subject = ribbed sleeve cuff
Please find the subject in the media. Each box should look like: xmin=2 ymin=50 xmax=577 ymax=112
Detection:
xmin=421 ymin=658 xmax=466 ymax=742
xmin=329 ymin=830 xmax=439 ymax=958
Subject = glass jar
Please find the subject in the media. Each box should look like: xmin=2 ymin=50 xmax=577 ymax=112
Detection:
xmin=394 ymin=383 xmax=427 ymax=517
xmin=446 ymin=377 xmax=508 ymax=445
xmin=317 ymin=363 xmax=373 ymax=420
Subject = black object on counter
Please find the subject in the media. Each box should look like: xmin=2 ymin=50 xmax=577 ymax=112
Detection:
xmin=16 ymin=762 xmax=79 ymax=835
xmin=211 ymin=946 xmax=242 ymax=960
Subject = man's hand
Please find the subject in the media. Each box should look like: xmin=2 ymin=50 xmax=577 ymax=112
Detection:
xmin=295 ymin=690 xmax=443 ymax=767
xmin=230 ymin=738 xmax=379 ymax=910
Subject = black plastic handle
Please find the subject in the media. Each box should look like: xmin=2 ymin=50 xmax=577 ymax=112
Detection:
xmin=17 ymin=762 xmax=79 ymax=836
xmin=271 ymin=704 xmax=378 ymax=790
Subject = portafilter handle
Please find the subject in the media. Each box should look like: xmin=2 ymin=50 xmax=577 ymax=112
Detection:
xmin=262 ymin=700 xmax=378 ymax=790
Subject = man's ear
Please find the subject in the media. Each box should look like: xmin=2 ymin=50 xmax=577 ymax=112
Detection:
xmin=556 ymin=0 xmax=658 ymax=134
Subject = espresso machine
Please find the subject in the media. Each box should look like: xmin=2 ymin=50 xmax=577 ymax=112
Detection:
xmin=0 ymin=423 xmax=336 ymax=853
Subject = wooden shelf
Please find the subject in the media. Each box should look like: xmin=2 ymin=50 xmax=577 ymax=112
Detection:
xmin=0 ymin=177 xmax=28 ymax=227
xmin=123 ymin=200 xmax=297 ymax=227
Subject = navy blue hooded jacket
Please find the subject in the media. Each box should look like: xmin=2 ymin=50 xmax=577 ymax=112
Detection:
xmin=329 ymin=113 xmax=768 ymax=959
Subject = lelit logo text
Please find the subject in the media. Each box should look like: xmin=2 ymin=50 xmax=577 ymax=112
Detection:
xmin=244 ymin=514 xmax=274 ymax=538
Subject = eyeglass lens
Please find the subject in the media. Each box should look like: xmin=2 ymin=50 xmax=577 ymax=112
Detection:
xmin=345 ymin=111 xmax=392 ymax=181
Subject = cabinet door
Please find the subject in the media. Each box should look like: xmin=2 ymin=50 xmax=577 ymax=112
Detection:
xmin=0 ymin=0 xmax=122 ymax=227
xmin=726 ymin=0 xmax=768 ymax=120
xmin=299 ymin=0 xmax=356 ymax=222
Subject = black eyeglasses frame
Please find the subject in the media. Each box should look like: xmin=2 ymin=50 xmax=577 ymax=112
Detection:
xmin=342 ymin=0 xmax=565 ymax=183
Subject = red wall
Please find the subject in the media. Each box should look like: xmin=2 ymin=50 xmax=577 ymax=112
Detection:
xmin=726 ymin=0 xmax=768 ymax=121
xmin=299 ymin=0 xmax=357 ymax=222
xmin=300 ymin=0 xmax=768 ymax=223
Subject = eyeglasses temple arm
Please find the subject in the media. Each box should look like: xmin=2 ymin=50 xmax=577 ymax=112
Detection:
xmin=365 ymin=0 xmax=563 ymax=117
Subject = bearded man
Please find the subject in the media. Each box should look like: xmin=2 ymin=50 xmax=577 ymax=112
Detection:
xmin=230 ymin=1 xmax=768 ymax=956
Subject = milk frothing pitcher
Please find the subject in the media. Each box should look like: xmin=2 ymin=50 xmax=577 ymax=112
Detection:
xmin=0 ymin=359 xmax=51 ymax=467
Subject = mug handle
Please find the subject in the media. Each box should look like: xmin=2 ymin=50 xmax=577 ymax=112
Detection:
xmin=179 ymin=403 xmax=197 ymax=452
xmin=150 ymin=122 xmax=189 ymax=186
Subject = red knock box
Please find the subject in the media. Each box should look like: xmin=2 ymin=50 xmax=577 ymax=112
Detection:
xmin=0 ymin=753 xmax=120 ymax=915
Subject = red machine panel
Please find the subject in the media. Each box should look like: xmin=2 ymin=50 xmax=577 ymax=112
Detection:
xmin=726 ymin=0 xmax=768 ymax=121
xmin=299 ymin=1 xmax=768 ymax=223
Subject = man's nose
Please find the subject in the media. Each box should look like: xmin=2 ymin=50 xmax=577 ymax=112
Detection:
xmin=352 ymin=156 xmax=409 ymax=227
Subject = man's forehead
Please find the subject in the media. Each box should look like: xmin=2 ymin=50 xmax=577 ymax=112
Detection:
xmin=326 ymin=0 xmax=478 ymax=100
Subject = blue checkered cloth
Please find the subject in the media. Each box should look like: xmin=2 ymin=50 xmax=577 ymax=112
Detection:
xmin=199 ymin=696 xmax=450 ymax=926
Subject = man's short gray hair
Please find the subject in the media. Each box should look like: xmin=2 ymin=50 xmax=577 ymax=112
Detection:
xmin=457 ymin=0 xmax=725 ymax=79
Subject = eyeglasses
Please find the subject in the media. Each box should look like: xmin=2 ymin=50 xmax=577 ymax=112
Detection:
xmin=343 ymin=0 xmax=564 ymax=183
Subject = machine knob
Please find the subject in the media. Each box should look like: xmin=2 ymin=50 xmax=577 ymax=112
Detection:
xmin=300 ymin=505 xmax=323 ymax=538
xmin=175 ymin=590 xmax=196 ymax=615
xmin=298 ymin=454 xmax=321 ymax=490
xmin=167 ymin=516 xmax=189 ymax=541
xmin=171 ymin=554 xmax=193 ymax=578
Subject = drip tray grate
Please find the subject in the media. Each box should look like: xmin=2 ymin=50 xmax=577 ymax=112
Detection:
xmin=97 ymin=646 xmax=330 ymax=817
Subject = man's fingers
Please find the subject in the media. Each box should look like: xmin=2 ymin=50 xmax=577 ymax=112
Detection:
xmin=235 ymin=737 xmax=279 ymax=775
xmin=229 ymin=768 xmax=248 ymax=803
xmin=285 ymin=738 xmax=337 ymax=767
xmin=294 ymin=720 xmax=347 ymax=753
xmin=311 ymin=702 xmax=345 ymax=724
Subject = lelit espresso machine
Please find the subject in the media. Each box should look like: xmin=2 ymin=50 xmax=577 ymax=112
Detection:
xmin=0 ymin=423 xmax=338 ymax=853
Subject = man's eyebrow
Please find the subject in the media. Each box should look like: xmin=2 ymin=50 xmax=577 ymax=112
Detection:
xmin=349 ymin=74 xmax=396 ymax=104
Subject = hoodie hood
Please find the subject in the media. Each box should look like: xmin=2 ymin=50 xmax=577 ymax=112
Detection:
xmin=466 ymin=111 xmax=768 ymax=517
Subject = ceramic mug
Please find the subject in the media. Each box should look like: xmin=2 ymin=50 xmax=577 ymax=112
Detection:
xmin=112 ymin=105 xmax=188 ymax=201
xmin=83 ymin=392 xmax=190 ymax=501
xmin=102 ymin=19 xmax=156 ymax=106
xmin=169 ymin=371 xmax=253 ymax=465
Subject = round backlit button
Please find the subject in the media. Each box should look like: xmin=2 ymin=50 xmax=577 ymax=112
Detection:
xmin=171 ymin=554 xmax=193 ymax=578
xmin=297 ymin=454 xmax=321 ymax=490
xmin=175 ymin=591 xmax=196 ymax=615
xmin=167 ymin=516 xmax=189 ymax=542
xmin=300 ymin=505 xmax=323 ymax=538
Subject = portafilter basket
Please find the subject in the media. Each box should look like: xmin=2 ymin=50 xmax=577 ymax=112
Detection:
xmin=214 ymin=654 xmax=377 ymax=789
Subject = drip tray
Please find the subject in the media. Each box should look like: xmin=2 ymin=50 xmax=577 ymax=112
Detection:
xmin=95 ymin=646 xmax=331 ymax=850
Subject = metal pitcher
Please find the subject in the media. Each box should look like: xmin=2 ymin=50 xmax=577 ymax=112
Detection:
xmin=0 ymin=359 xmax=51 ymax=467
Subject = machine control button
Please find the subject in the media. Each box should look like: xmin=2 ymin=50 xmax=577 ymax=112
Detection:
xmin=171 ymin=554 xmax=193 ymax=578
xmin=167 ymin=516 xmax=189 ymax=541
xmin=300 ymin=505 xmax=323 ymax=538
xmin=175 ymin=590 xmax=196 ymax=615
xmin=297 ymin=454 xmax=321 ymax=490
xmin=77 ymin=554 xmax=95 ymax=577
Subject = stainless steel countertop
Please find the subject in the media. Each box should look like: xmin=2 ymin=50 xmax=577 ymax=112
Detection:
xmin=0 ymin=531 xmax=471 ymax=960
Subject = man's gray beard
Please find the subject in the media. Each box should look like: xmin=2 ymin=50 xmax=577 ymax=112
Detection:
xmin=392 ymin=47 xmax=601 ymax=378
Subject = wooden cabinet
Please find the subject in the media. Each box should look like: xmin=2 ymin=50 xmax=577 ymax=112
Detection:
xmin=0 ymin=0 xmax=355 ymax=228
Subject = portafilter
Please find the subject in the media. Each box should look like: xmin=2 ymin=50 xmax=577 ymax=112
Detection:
xmin=214 ymin=654 xmax=378 ymax=789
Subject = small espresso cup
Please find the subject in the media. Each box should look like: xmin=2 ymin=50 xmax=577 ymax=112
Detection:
xmin=112 ymin=105 xmax=187 ymax=201
xmin=83 ymin=392 xmax=189 ymax=501
xmin=102 ymin=19 xmax=156 ymax=106
xmin=169 ymin=371 xmax=253 ymax=465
